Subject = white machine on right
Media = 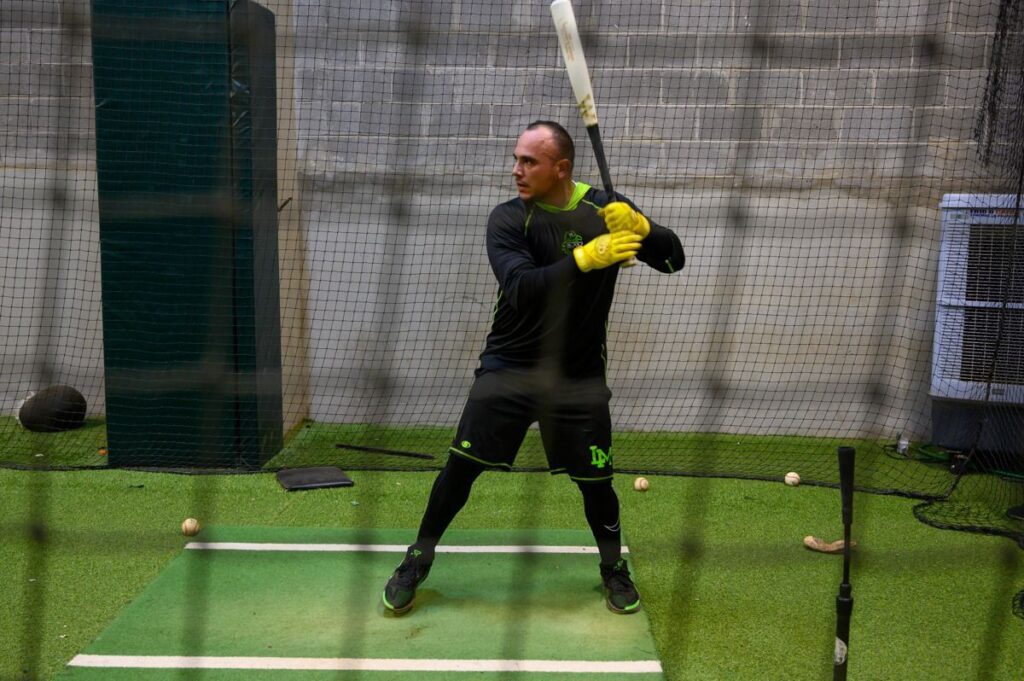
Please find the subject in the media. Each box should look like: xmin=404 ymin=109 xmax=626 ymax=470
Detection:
xmin=931 ymin=193 xmax=1024 ymax=462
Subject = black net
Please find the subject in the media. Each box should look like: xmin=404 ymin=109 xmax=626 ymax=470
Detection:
xmin=1 ymin=0 xmax=1021 ymax=541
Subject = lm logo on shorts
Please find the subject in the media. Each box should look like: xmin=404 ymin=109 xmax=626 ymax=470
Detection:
xmin=590 ymin=445 xmax=612 ymax=469
xmin=561 ymin=230 xmax=583 ymax=255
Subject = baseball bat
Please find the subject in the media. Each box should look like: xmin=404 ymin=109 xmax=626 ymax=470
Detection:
xmin=550 ymin=0 xmax=635 ymax=266
xmin=834 ymin=446 xmax=856 ymax=680
xmin=335 ymin=442 xmax=435 ymax=461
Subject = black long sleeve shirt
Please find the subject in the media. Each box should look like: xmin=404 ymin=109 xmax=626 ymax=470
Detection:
xmin=478 ymin=182 xmax=685 ymax=380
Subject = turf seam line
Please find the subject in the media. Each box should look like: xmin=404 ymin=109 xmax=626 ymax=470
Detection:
xmin=185 ymin=542 xmax=630 ymax=554
xmin=68 ymin=654 xmax=662 ymax=673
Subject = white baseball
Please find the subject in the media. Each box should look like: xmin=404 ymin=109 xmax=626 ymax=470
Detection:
xmin=634 ymin=476 xmax=649 ymax=492
xmin=784 ymin=471 xmax=801 ymax=486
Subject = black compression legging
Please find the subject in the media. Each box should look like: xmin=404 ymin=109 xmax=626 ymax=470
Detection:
xmin=577 ymin=479 xmax=623 ymax=566
xmin=413 ymin=455 xmax=622 ymax=567
xmin=413 ymin=454 xmax=485 ymax=560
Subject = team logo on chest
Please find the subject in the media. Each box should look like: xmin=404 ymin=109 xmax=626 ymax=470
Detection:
xmin=561 ymin=230 xmax=583 ymax=255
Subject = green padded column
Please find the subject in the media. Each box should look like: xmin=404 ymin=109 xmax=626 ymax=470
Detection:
xmin=92 ymin=0 xmax=282 ymax=468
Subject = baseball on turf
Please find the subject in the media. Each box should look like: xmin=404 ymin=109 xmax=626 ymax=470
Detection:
xmin=181 ymin=518 xmax=201 ymax=536
xmin=634 ymin=476 xmax=650 ymax=492
xmin=784 ymin=471 xmax=801 ymax=486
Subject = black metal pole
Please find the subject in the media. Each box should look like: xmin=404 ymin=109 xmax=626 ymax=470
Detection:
xmin=834 ymin=446 xmax=855 ymax=680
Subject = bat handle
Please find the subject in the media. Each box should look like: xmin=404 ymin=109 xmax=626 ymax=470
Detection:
xmin=838 ymin=446 xmax=855 ymax=527
xmin=585 ymin=125 xmax=636 ymax=268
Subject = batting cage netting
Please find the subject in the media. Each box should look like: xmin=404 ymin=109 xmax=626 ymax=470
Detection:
xmin=1 ymin=0 xmax=1022 ymax=546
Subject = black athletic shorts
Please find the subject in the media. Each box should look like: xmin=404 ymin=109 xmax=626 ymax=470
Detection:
xmin=449 ymin=368 xmax=614 ymax=482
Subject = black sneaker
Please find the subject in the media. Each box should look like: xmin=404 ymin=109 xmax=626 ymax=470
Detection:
xmin=600 ymin=558 xmax=641 ymax=614
xmin=382 ymin=548 xmax=432 ymax=614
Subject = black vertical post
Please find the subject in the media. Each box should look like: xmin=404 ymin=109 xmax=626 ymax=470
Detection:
xmin=834 ymin=445 xmax=855 ymax=680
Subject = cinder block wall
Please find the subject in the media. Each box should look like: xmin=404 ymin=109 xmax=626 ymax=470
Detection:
xmin=0 ymin=0 xmax=1005 ymax=443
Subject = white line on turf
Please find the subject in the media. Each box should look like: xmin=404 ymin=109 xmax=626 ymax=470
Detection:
xmin=69 ymin=655 xmax=661 ymax=673
xmin=185 ymin=542 xmax=629 ymax=554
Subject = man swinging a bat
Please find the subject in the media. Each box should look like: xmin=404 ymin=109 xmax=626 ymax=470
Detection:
xmin=381 ymin=121 xmax=685 ymax=615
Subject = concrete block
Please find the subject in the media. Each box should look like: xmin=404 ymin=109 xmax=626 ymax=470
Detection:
xmin=401 ymin=33 xmax=493 ymax=68
xmin=877 ymin=0 xmax=937 ymax=32
xmin=392 ymin=68 xmax=455 ymax=104
xmin=358 ymin=32 xmax=497 ymax=69
xmin=764 ymin=106 xmax=840 ymax=141
xmin=0 ymin=28 xmax=88 ymax=64
xmin=578 ymin=33 xmax=630 ymax=71
xmin=701 ymin=34 xmax=766 ymax=68
xmin=946 ymin=0 xmax=1001 ymax=32
xmin=294 ymin=37 xmax=361 ymax=68
xmin=320 ymin=0 xmax=402 ymax=32
xmin=597 ymin=68 xmax=661 ymax=105
xmin=733 ymin=70 xmax=802 ymax=106
xmin=361 ymin=102 xmax=426 ymax=137
xmin=628 ymin=105 xmax=697 ymax=141
xmin=296 ymin=67 xmax=393 ymax=105
xmin=315 ymin=100 xmax=359 ymax=136
xmin=735 ymin=0 xmax=804 ymax=32
xmin=940 ymin=32 xmax=990 ymax=70
xmin=490 ymin=31 xmax=557 ymax=71
xmin=840 ymin=106 xmax=914 ymax=142
xmin=0 ymin=30 xmax=34 ymax=63
xmin=766 ymin=35 xmax=839 ymax=68
xmin=698 ymin=105 xmax=762 ymax=141
xmin=840 ymin=36 xmax=918 ymax=68
xmin=454 ymin=68 xmax=528 ymax=105
xmin=944 ymin=70 xmax=988 ymax=109
xmin=0 ymin=62 xmax=53 ymax=97
xmin=806 ymin=0 xmax=877 ymax=32
xmin=663 ymin=0 xmax=733 ymax=31
xmin=490 ymin=103 xmax=577 ymax=138
xmin=0 ymin=1 xmax=60 ymax=28
xmin=523 ymin=69 xmax=579 ymax=104
xmin=425 ymin=103 xmax=490 ymax=138
xmin=917 ymin=105 xmax=976 ymax=141
xmin=305 ymin=136 xmax=393 ymax=174
xmin=803 ymin=68 xmax=873 ymax=105
xmin=738 ymin=141 xmax=825 ymax=181
xmin=411 ymin=138 xmax=512 ymax=177
xmin=42 ymin=64 xmax=92 ymax=98
xmin=874 ymin=70 xmax=944 ymax=106
xmin=661 ymin=70 xmax=730 ymax=105
xmin=571 ymin=0 xmax=663 ymax=31
xmin=0 ymin=96 xmax=94 ymax=136
xmin=454 ymin=1 xmax=545 ymax=31
xmin=660 ymin=140 xmax=737 ymax=177
xmin=632 ymin=34 xmax=705 ymax=69
xmin=589 ymin=140 xmax=664 ymax=178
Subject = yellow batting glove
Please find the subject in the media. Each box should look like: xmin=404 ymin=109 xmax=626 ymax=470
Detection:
xmin=573 ymin=231 xmax=642 ymax=272
xmin=598 ymin=201 xmax=650 ymax=238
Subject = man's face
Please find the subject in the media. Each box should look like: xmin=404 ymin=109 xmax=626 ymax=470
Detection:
xmin=512 ymin=127 xmax=570 ymax=204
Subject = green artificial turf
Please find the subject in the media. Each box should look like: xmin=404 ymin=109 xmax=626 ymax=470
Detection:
xmin=0 ymin=416 xmax=973 ymax=508
xmin=0 ymin=417 xmax=108 ymax=468
xmin=2 ymin=467 xmax=1022 ymax=680
xmin=279 ymin=420 xmax=959 ymax=498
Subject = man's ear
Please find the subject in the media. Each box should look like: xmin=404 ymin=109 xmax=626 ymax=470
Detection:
xmin=556 ymin=158 xmax=572 ymax=180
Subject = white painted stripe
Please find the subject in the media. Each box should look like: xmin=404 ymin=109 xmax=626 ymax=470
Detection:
xmin=185 ymin=542 xmax=629 ymax=555
xmin=69 ymin=654 xmax=662 ymax=674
